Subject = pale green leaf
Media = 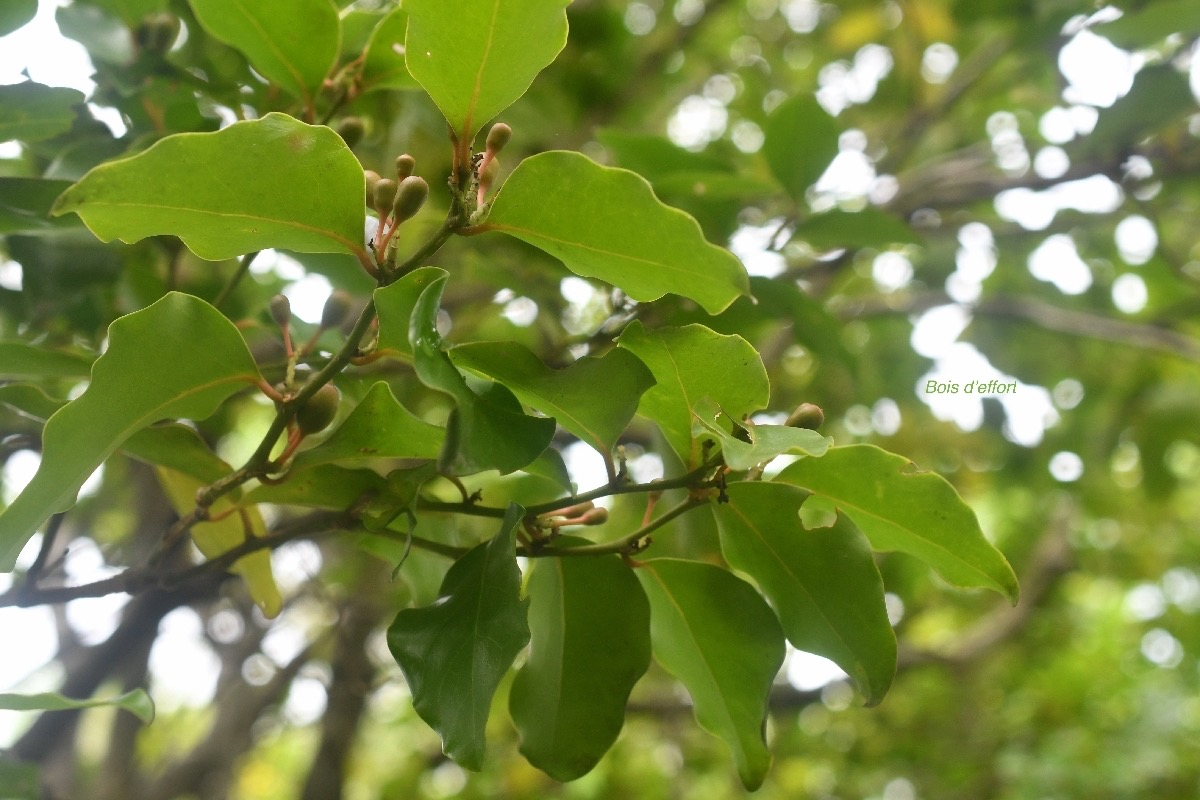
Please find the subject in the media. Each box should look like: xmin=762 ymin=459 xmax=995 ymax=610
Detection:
xmin=387 ymin=504 xmax=530 ymax=771
xmin=373 ymin=266 xmax=449 ymax=361
xmin=0 ymin=0 xmax=37 ymax=37
xmin=404 ymin=0 xmax=569 ymax=141
xmin=0 ymin=342 xmax=92 ymax=379
xmin=691 ymin=397 xmax=830 ymax=471
xmin=0 ymin=688 xmax=154 ymax=724
xmin=0 ymin=82 xmax=84 ymax=143
xmin=777 ymin=444 xmax=1020 ymax=602
xmin=481 ymin=151 xmax=750 ymax=314
xmin=243 ymin=464 xmax=387 ymax=510
xmin=714 ymin=483 xmax=896 ymax=704
xmin=0 ymin=293 xmax=261 ymax=571
xmin=792 ymin=208 xmax=920 ymax=250
xmin=360 ymin=6 xmax=420 ymax=92
xmin=0 ymin=178 xmax=79 ymax=234
xmin=52 ymin=113 xmax=368 ymax=260
xmin=763 ymin=94 xmax=840 ymax=202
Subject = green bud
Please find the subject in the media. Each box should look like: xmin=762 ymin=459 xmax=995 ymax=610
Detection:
xmin=372 ymin=178 xmax=398 ymax=216
xmin=363 ymin=170 xmax=381 ymax=207
xmin=485 ymin=122 xmax=512 ymax=155
xmin=335 ymin=117 xmax=366 ymax=148
xmin=320 ymin=289 xmax=353 ymax=329
xmin=269 ymin=294 xmax=291 ymax=328
xmin=395 ymin=154 xmax=416 ymax=182
xmin=392 ymin=176 xmax=429 ymax=224
xmin=296 ymin=383 xmax=340 ymax=434
xmin=786 ymin=403 xmax=825 ymax=430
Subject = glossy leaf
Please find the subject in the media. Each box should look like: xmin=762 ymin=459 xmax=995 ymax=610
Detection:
xmin=409 ymin=275 xmax=555 ymax=475
xmin=0 ymin=293 xmax=261 ymax=571
xmin=0 ymin=342 xmax=92 ymax=379
xmin=155 ymin=467 xmax=282 ymax=618
xmin=691 ymin=397 xmax=830 ymax=471
xmin=52 ymin=113 xmax=368 ymax=260
xmin=714 ymin=482 xmax=896 ymax=704
xmin=636 ymin=558 xmax=784 ymax=790
xmin=243 ymin=464 xmax=387 ymax=510
xmin=291 ymin=381 xmax=444 ymax=471
xmin=404 ymin=0 xmax=569 ymax=141
xmin=387 ymin=504 xmax=530 ymax=770
xmin=763 ymin=94 xmax=840 ymax=202
xmin=0 ymin=0 xmax=36 ymax=37
xmin=189 ymin=0 xmax=340 ymax=105
xmin=0 ymin=178 xmax=78 ymax=234
xmin=792 ymin=208 xmax=920 ymax=249
xmin=360 ymin=6 xmax=420 ymax=92
xmin=0 ymin=82 xmax=84 ymax=143
xmin=373 ymin=266 xmax=449 ymax=361
xmin=618 ymin=321 xmax=769 ymax=465
xmin=0 ymin=688 xmax=155 ymax=723
xmin=510 ymin=545 xmax=651 ymax=780
xmin=450 ymin=341 xmax=655 ymax=459
xmin=777 ymin=445 xmax=1020 ymax=602
xmin=481 ymin=151 xmax=751 ymax=314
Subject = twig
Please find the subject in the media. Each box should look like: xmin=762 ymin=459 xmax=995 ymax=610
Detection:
xmin=212 ymin=251 xmax=261 ymax=310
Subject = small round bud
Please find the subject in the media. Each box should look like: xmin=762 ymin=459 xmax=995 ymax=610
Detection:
xmin=395 ymin=154 xmax=416 ymax=182
xmin=335 ymin=117 xmax=365 ymax=148
xmin=296 ymin=383 xmax=340 ymax=434
xmin=363 ymin=170 xmax=381 ymax=207
xmin=577 ymin=507 xmax=608 ymax=526
xmin=485 ymin=122 xmax=512 ymax=155
xmin=269 ymin=294 xmax=291 ymax=328
xmin=320 ymin=290 xmax=353 ymax=329
xmin=786 ymin=403 xmax=825 ymax=430
xmin=372 ymin=178 xmax=398 ymax=216
xmin=392 ymin=176 xmax=429 ymax=224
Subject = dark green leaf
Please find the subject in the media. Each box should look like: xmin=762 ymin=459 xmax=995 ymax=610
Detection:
xmin=243 ymin=464 xmax=387 ymax=509
xmin=777 ymin=445 xmax=1020 ymax=602
xmin=510 ymin=545 xmax=651 ymax=780
xmin=404 ymin=0 xmax=569 ymax=141
xmin=291 ymin=381 xmax=444 ymax=471
xmin=617 ymin=321 xmax=769 ymax=465
xmin=792 ymin=208 xmax=920 ymax=250
xmin=691 ymin=397 xmax=830 ymax=471
xmin=481 ymin=151 xmax=751 ymax=314
xmin=0 ymin=0 xmax=36 ymax=37
xmin=409 ymin=275 xmax=556 ymax=475
xmin=0 ymin=82 xmax=84 ymax=143
xmin=714 ymin=482 xmax=896 ymax=704
xmin=1093 ymin=1 xmax=1200 ymax=49
xmin=636 ymin=558 xmax=784 ymax=790
xmin=188 ymin=0 xmax=340 ymax=105
xmin=0 ymin=178 xmax=79 ymax=234
xmin=0 ymin=293 xmax=261 ymax=571
xmin=387 ymin=504 xmax=530 ymax=771
xmin=373 ymin=266 xmax=450 ymax=361
xmin=359 ymin=463 xmax=439 ymax=532
xmin=763 ymin=95 xmax=840 ymax=202
xmin=360 ymin=6 xmax=420 ymax=93
xmin=93 ymin=0 xmax=165 ymax=25
xmin=124 ymin=422 xmax=235 ymax=484
xmin=53 ymin=113 xmax=368 ymax=260
xmin=1079 ymin=66 xmax=1195 ymax=157
xmin=450 ymin=341 xmax=654 ymax=459
xmin=0 ymin=761 xmax=38 ymax=800
xmin=598 ymin=129 xmax=732 ymax=177
xmin=0 ymin=688 xmax=154 ymax=723
xmin=0 ymin=342 xmax=92 ymax=379
xmin=0 ymin=384 xmax=64 ymax=422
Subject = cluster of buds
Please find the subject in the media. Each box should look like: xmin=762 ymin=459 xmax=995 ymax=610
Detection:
xmin=534 ymin=500 xmax=608 ymax=536
xmin=364 ymin=154 xmax=429 ymax=262
xmin=475 ymin=122 xmax=511 ymax=208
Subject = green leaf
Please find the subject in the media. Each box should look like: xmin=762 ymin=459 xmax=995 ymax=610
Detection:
xmin=0 ymin=0 xmax=36 ymax=37
xmin=404 ymin=0 xmax=569 ymax=142
xmin=244 ymin=464 xmax=387 ymax=510
xmin=792 ymin=208 xmax=920 ymax=250
xmin=482 ymin=151 xmax=750 ymax=314
xmin=387 ymin=504 xmax=530 ymax=771
xmin=1079 ymin=66 xmax=1196 ymax=157
xmin=714 ymin=483 xmax=896 ymax=705
xmin=617 ymin=321 xmax=770 ymax=465
xmin=763 ymin=94 xmax=840 ymax=202
xmin=0 ymin=384 xmax=64 ymax=422
xmin=409 ymin=275 xmax=556 ymax=475
xmin=359 ymin=463 xmax=439 ymax=532
xmin=450 ymin=341 xmax=655 ymax=460
xmin=188 ymin=0 xmax=340 ymax=106
xmin=1093 ymin=0 xmax=1200 ymax=49
xmin=0 ymin=342 xmax=93 ymax=379
xmin=93 ymin=0 xmax=165 ymax=25
xmin=291 ymin=381 xmax=444 ymax=471
xmin=124 ymin=423 xmax=237 ymax=484
xmin=154 ymin=467 xmax=282 ymax=618
xmin=598 ymin=129 xmax=733 ymax=177
xmin=0 ymin=293 xmax=261 ymax=572
xmin=777 ymin=445 xmax=1020 ymax=602
xmin=0 ymin=82 xmax=84 ymax=143
xmin=52 ymin=113 xmax=368 ymax=260
xmin=510 ymin=545 xmax=651 ymax=781
xmin=0 ymin=688 xmax=155 ymax=724
xmin=373 ymin=266 xmax=449 ymax=361
xmin=359 ymin=6 xmax=420 ymax=93
xmin=0 ymin=761 xmax=38 ymax=800
xmin=691 ymin=397 xmax=830 ymax=471
xmin=635 ymin=559 xmax=784 ymax=790
xmin=0 ymin=178 xmax=79 ymax=234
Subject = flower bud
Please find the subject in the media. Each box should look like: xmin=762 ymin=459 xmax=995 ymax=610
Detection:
xmin=335 ymin=116 xmax=365 ymax=148
xmin=363 ymin=170 xmax=381 ymax=207
xmin=479 ymin=156 xmax=500 ymax=191
xmin=320 ymin=290 xmax=353 ymax=329
xmin=786 ymin=403 xmax=825 ymax=430
xmin=392 ymin=176 xmax=429 ymax=225
xmin=395 ymin=154 xmax=416 ymax=182
xmin=372 ymin=178 xmax=398 ymax=217
xmin=296 ymin=383 xmax=340 ymax=434
xmin=269 ymin=294 xmax=291 ymax=328
xmin=485 ymin=122 xmax=512 ymax=155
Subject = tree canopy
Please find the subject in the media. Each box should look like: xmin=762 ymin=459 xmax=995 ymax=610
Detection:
xmin=2 ymin=0 xmax=1200 ymax=798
